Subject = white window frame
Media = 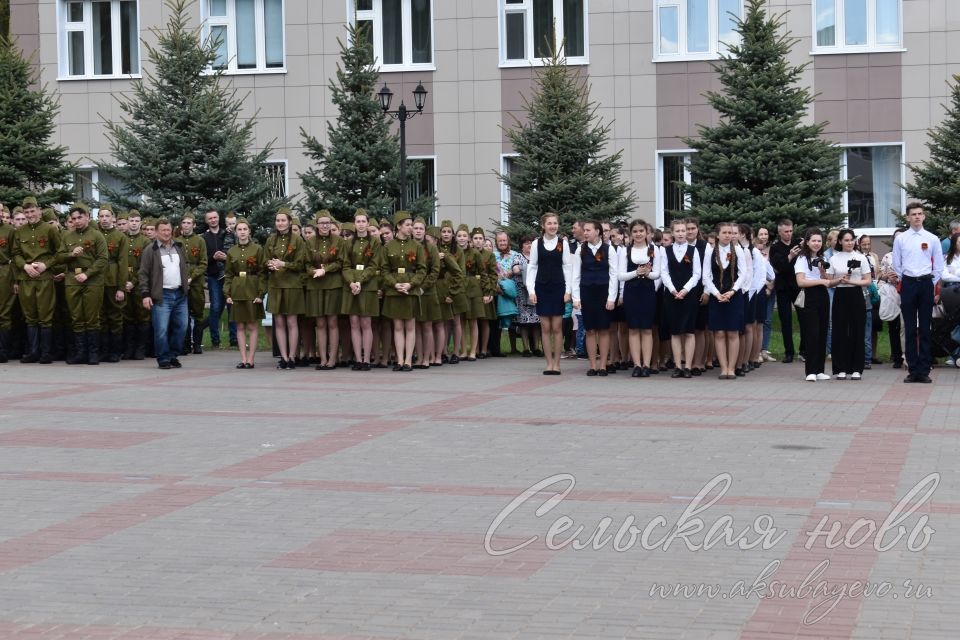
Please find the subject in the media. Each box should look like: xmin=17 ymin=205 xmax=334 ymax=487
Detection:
xmin=654 ymin=0 xmax=743 ymax=62
xmin=262 ymin=160 xmax=289 ymax=200
xmin=201 ymin=0 xmax=287 ymax=74
xmin=655 ymin=150 xmax=694 ymax=229
xmin=349 ymin=0 xmax=436 ymax=73
xmin=811 ymin=0 xmax=904 ymax=55
xmin=71 ymin=166 xmax=142 ymax=213
xmin=838 ymin=142 xmax=905 ymax=236
xmin=403 ymin=154 xmax=437 ymax=222
xmin=56 ymin=0 xmax=141 ymax=80
xmin=500 ymin=153 xmax=520 ymax=224
xmin=498 ymin=0 xmax=589 ymax=67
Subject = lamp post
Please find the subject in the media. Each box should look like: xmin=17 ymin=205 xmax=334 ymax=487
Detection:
xmin=377 ymin=81 xmax=428 ymax=210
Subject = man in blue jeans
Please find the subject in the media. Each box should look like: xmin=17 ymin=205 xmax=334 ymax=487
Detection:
xmin=139 ymin=219 xmax=189 ymax=369
xmin=893 ymin=203 xmax=945 ymax=383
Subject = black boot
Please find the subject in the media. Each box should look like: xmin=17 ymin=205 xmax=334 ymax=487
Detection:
xmin=122 ymin=325 xmax=136 ymax=360
xmin=134 ymin=324 xmax=149 ymax=360
xmin=87 ymin=331 xmax=100 ymax=365
xmin=20 ymin=326 xmax=40 ymax=363
xmin=105 ymin=331 xmax=121 ymax=363
xmin=0 ymin=329 xmax=9 ymax=363
xmin=192 ymin=322 xmax=203 ymax=354
xmin=144 ymin=323 xmax=155 ymax=358
xmin=53 ymin=327 xmax=68 ymax=361
xmin=66 ymin=332 xmax=87 ymax=365
xmin=180 ymin=329 xmax=191 ymax=356
xmin=38 ymin=327 xmax=54 ymax=364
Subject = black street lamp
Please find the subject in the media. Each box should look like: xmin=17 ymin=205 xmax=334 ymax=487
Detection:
xmin=378 ymin=81 xmax=428 ymax=210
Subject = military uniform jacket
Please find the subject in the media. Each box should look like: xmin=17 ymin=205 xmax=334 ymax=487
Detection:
xmin=224 ymin=242 xmax=267 ymax=302
xmin=461 ymin=247 xmax=483 ymax=298
xmin=57 ymin=226 xmax=109 ymax=286
xmin=435 ymin=246 xmax=464 ymax=302
xmin=13 ymin=221 xmax=61 ymax=280
xmin=100 ymin=226 xmax=129 ymax=291
xmin=381 ymin=237 xmax=426 ymax=297
xmin=263 ymin=231 xmax=305 ymax=289
xmin=0 ymin=223 xmax=14 ymax=287
xmin=175 ymin=234 xmax=207 ymax=284
xmin=342 ymin=235 xmax=381 ymax=292
xmin=421 ymin=242 xmax=442 ymax=294
xmin=478 ymin=249 xmax=498 ymax=297
xmin=304 ymin=234 xmax=345 ymax=291
xmin=126 ymin=233 xmax=151 ymax=286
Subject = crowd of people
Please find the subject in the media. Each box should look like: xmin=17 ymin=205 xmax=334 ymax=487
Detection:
xmin=1 ymin=196 xmax=958 ymax=382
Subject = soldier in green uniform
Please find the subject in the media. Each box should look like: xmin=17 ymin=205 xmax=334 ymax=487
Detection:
xmin=42 ymin=208 xmax=71 ymax=361
xmin=473 ymin=227 xmax=498 ymax=358
xmin=175 ymin=211 xmax=208 ymax=354
xmin=381 ymin=211 xmax=426 ymax=372
xmin=264 ymin=207 xmax=306 ymax=369
xmin=0 ymin=207 xmax=14 ymax=362
xmin=342 ymin=209 xmax=381 ymax=370
xmin=121 ymin=210 xmax=152 ymax=359
xmin=224 ymin=218 xmax=266 ymax=369
xmin=96 ymin=204 xmax=129 ymax=362
xmin=411 ymin=217 xmax=440 ymax=369
xmin=12 ymin=196 xmax=61 ymax=363
xmin=304 ymin=210 xmax=346 ymax=370
xmin=57 ymin=203 xmax=109 ymax=365
xmin=457 ymin=223 xmax=483 ymax=360
xmin=427 ymin=225 xmax=463 ymax=366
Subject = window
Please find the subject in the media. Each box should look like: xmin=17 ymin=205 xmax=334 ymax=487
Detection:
xmin=655 ymin=0 xmax=742 ymax=61
xmin=657 ymin=152 xmax=694 ymax=228
xmin=839 ymin=144 xmax=904 ymax=231
xmin=813 ymin=0 xmax=901 ymax=52
xmin=203 ymin=0 xmax=285 ymax=72
xmin=500 ymin=0 xmax=588 ymax=66
xmin=72 ymin=168 xmax=139 ymax=208
xmin=261 ymin=161 xmax=288 ymax=200
xmin=500 ymin=154 xmax=519 ymax=224
xmin=351 ymin=0 xmax=434 ymax=71
xmin=59 ymin=0 xmax=140 ymax=78
xmin=394 ymin=156 xmax=436 ymax=221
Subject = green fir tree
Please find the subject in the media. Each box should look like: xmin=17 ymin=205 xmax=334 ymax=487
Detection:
xmin=681 ymin=0 xmax=848 ymax=231
xmin=0 ymin=37 xmax=74 ymax=207
xmin=905 ymin=74 xmax=960 ymax=237
xmin=98 ymin=0 xmax=284 ymax=233
xmin=499 ymin=47 xmax=635 ymax=240
xmin=299 ymin=23 xmax=431 ymax=223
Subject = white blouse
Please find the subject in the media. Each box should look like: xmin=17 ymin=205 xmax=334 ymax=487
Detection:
xmin=525 ymin=235 xmax=572 ymax=296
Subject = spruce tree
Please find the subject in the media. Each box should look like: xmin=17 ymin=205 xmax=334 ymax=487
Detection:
xmin=299 ymin=23 xmax=430 ymax=223
xmin=906 ymin=74 xmax=960 ymax=236
xmin=681 ymin=0 xmax=847 ymax=230
xmin=98 ymin=0 xmax=284 ymax=232
xmin=0 ymin=37 xmax=74 ymax=207
xmin=499 ymin=47 xmax=635 ymax=240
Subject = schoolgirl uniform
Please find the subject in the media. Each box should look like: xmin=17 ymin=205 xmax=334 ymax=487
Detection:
xmin=263 ymin=229 xmax=305 ymax=316
xmin=609 ymin=243 xmax=627 ymax=325
xmin=661 ymin=241 xmax=702 ymax=335
xmin=655 ymin=243 xmax=671 ymax=348
xmin=525 ymin=235 xmax=572 ymax=317
xmin=618 ymin=242 xmax=660 ymax=330
xmin=433 ymin=237 xmax=464 ymax=323
xmin=702 ymin=242 xmax=748 ymax=332
xmin=827 ymin=249 xmax=871 ymax=377
xmin=571 ymin=240 xmax=619 ymax=330
xmin=224 ymin=240 xmax=266 ymax=323
xmin=381 ymin=235 xmax=427 ymax=320
xmin=739 ymin=244 xmax=755 ymax=332
xmin=794 ymin=254 xmax=830 ymax=378
xmin=304 ymin=230 xmax=345 ymax=318
xmin=754 ymin=251 xmax=774 ymax=325
xmin=417 ymin=239 xmax=443 ymax=323
xmin=694 ymin=237 xmax=710 ymax=331
xmin=341 ymin=233 xmax=381 ymax=317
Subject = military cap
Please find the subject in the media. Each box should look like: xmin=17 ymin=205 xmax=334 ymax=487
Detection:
xmin=426 ymin=226 xmax=440 ymax=240
xmin=127 ymin=209 xmax=141 ymax=219
xmin=116 ymin=210 xmax=129 ymax=220
xmin=98 ymin=203 xmax=114 ymax=213
xmin=379 ymin=219 xmax=393 ymax=229
xmin=456 ymin=223 xmax=470 ymax=234
xmin=393 ymin=210 xmax=412 ymax=226
xmin=314 ymin=209 xmax=333 ymax=220
xmin=471 ymin=226 xmax=485 ymax=237
xmin=413 ymin=216 xmax=427 ymax=226
xmin=341 ymin=222 xmax=356 ymax=233
xmin=440 ymin=219 xmax=454 ymax=230
xmin=181 ymin=210 xmax=196 ymax=222
xmin=353 ymin=208 xmax=368 ymax=220
xmin=69 ymin=202 xmax=90 ymax=215
xmin=42 ymin=208 xmax=58 ymax=222
xmin=21 ymin=196 xmax=38 ymax=208
xmin=235 ymin=217 xmax=250 ymax=226
xmin=142 ymin=217 xmax=157 ymax=227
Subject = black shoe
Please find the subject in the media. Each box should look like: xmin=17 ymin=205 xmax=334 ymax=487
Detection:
xmin=864 ymin=362 xmax=872 ymax=370
xmin=158 ymin=361 xmax=172 ymax=369
xmin=229 ymin=341 xmax=239 ymax=348
xmin=649 ymin=367 xmax=659 ymax=375
xmin=477 ymin=353 xmax=488 ymax=359
xmin=170 ymin=358 xmax=182 ymax=368
xmin=916 ymin=374 xmax=933 ymax=383
xmin=892 ymin=360 xmax=903 ymax=369
xmin=522 ymin=350 xmax=533 ymax=358
xmin=361 ymin=362 xmax=371 ymax=371
xmin=598 ymin=369 xmax=608 ymax=377
xmin=277 ymin=359 xmax=288 ymax=370
xmin=691 ymin=368 xmax=702 ymax=377
xmin=640 ymin=366 xmax=651 ymax=378
xmin=736 ymin=367 xmax=746 ymax=377
xmin=392 ymin=364 xmax=402 ymax=371
xmin=606 ymin=364 xmax=617 ymax=374
xmin=903 ymin=374 xmax=917 ymax=383
xmin=351 ymin=362 xmax=361 ymax=371
xmin=782 ymin=355 xmax=794 ymax=364
xmin=286 ymin=359 xmax=296 ymax=370
xmin=671 ymin=368 xmax=683 ymax=378
xmin=586 ymin=369 xmax=598 ymax=377
xmin=682 ymin=368 xmax=693 ymax=379
xmin=245 ymin=363 xmax=254 ymax=369
xmin=533 ymin=349 xmax=544 ymax=357
xmin=632 ymin=366 xmax=642 ymax=378
xmin=236 ymin=362 xmax=246 ymax=369
xmin=414 ymin=364 xmax=429 ymax=369
xmin=401 ymin=364 xmax=413 ymax=372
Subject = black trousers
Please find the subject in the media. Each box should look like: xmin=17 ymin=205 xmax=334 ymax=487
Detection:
xmin=799 ymin=286 xmax=829 ymax=376
xmin=901 ymin=276 xmax=934 ymax=377
xmin=831 ymin=287 xmax=866 ymax=375
xmin=887 ymin=315 xmax=903 ymax=363
xmin=776 ymin=288 xmax=805 ymax=357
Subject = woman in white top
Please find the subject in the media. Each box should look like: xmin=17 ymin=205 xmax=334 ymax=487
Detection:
xmin=525 ymin=212 xmax=572 ymax=375
xmin=618 ymin=219 xmax=661 ymax=377
xmin=827 ymin=229 xmax=872 ymax=379
xmin=571 ymin=220 xmax=619 ymax=376
xmin=942 ymin=233 xmax=960 ymax=284
xmin=702 ymin=222 xmax=749 ymax=379
xmin=795 ymin=228 xmax=833 ymax=381
xmin=878 ymin=228 xmax=906 ymax=369
xmin=607 ymin=225 xmax=628 ymax=372
xmin=857 ymin=234 xmax=883 ymax=367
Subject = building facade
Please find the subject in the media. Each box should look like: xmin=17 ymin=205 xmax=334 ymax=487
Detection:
xmin=8 ymin=0 xmax=952 ymax=234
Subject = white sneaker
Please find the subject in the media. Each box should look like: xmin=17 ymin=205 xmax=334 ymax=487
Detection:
xmin=835 ymin=372 xmax=846 ymax=380
xmin=817 ymin=373 xmax=831 ymax=380
xmin=799 ymin=354 xmax=806 ymax=362
xmin=761 ymin=350 xmax=777 ymax=363
xmin=851 ymin=372 xmax=862 ymax=380
xmin=805 ymin=374 xmax=817 ymax=382
xmin=947 ymin=358 xmax=956 ymax=367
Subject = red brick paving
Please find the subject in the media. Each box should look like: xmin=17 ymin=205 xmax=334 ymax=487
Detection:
xmin=0 ymin=429 xmax=171 ymax=449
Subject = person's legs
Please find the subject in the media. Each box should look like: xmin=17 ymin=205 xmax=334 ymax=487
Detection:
xmin=888 ymin=316 xmax=903 ymax=365
xmin=151 ymin=296 xmax=172 ymax=364
xmin=762 ymin=294 xmax=775 ymax=351
xmin=169 ymin=290 xmax=188 ymax=359
xmin=916 ymin=281 xmax=935 ymax=376
xmin=900 ymin=280 xmax=920 ymax=377
xmin=640 ymin=330 xmax=653 ymax=368
xmin=207 ymin=277 xmax=224 ymax=346
xmin=864 ymin=306 xmax=873 ymax=365
xmin=776 ymin=289 xmax=795 ymax=358
xmin=598 ymin=329 xmax=610 ymax=370
xmin=325 ymin=315 xmax=339 ymax=366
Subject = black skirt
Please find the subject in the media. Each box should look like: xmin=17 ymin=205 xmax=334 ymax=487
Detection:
xmin=623 ymin=279 xmax=656 ymax=330
xmin=534 ymin=280 xmax=565 ymax=317
xmin=708 ymin=290 xmax=745 ymax=332
xmin=665 ymin=291 xmax=698 ymax=335
xmin=580 ymin=284 xmax=612 ymax=331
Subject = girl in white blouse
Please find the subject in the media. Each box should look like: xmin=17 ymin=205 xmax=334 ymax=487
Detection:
xmin=795 ymin=228 xmax=833 ymax=382
xmin=618 ymin=220 xmax=661 ymax=377
xmin=827 ymin=229 xmax=872 ymax=379
xmin=702 ymin=222 xmax=749 ymax=379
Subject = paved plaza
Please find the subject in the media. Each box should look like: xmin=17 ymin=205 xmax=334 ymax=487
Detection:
xmin=0 ymin=352 xmax=959 ymax=639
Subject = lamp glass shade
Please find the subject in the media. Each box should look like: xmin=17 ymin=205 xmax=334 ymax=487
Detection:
xmin=377 ymin=83 xmax=393 ymax=111
xmin=413 ymin=82 xmax=427 ymax=111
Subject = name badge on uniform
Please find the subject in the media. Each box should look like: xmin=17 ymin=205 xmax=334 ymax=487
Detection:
xmin=74 ymin=268 xmax=82 ymax=275
xmin=239 ymin=271 xmax=247 ymax=277
xmin=397 ymin=267 xmax=406 ymax=274
xmin=475 ymin=274 xmax=482 ymax=280
xmin=356 ymin=264 xmax=365 ymax=271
